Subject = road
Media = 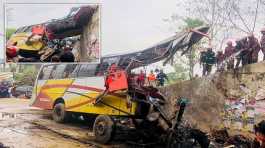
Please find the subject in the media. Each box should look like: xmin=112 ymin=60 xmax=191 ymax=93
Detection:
xmin=0 ymin=98 xmax=127 ymax=148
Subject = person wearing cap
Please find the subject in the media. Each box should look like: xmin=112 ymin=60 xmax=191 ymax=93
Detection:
xmin=224 ymin=41 xmax=235 ymax=70
xmin=260 ymin=28 xmax=265 ymax=61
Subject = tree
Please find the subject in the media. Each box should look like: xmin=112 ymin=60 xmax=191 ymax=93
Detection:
xmin=6 ymin=28 xmax=16 ymax=40
xmin=183 ymin=18 xmax=205 ymax=78
xmin=14 ymin=65 xmax=39 ymax=86
xmin=167 ymin=17 xmax=205 ymax=80
xmin=168 ymin=0 xmax=265 ymax=50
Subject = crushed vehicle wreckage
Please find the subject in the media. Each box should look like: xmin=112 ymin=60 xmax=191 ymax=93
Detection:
xmin=31 ymin=26 xmax=211 ymax=147
xmin=6 ymin=5 xmax=99 ymax=62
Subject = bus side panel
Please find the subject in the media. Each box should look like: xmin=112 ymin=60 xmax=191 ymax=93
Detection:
xmin=62 ymin=76 xmax=137 ymax=116
xmin=32 ymin=79 xmax=74 ymax=109
xmin=63 ymin=77 xmax=105 ymax=110
xmin=31 ymin=80 xmax=52 ymax=109
xmin=69 ymin=94 xmax=137 ymax=116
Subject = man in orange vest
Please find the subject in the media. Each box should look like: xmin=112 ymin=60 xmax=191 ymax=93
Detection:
xmin=147 ymin=70 xmax=156 ymax=87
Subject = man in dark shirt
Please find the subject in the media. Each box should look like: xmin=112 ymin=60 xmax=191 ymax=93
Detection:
xmin=224 ymin=41 xmax=235 ymax=70
xmin=156 ymin=69 xmax=168 ymax=87
xmin=203 ymin=48 xmax=216 ymax=75
xmin=247 ymin=35 xmax=260 ymax=64
xmin=200 ymin=50 xmax=207 ymax=75
xmin=235 ymin=37 xmax=249 ymax=68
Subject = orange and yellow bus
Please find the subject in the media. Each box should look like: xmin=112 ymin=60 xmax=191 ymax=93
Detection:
xmin=31 ymin=63 xmax=143 ymax=143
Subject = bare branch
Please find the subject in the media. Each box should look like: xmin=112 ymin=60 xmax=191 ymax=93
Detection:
xmin=252 ymin=0 xmax=260 ymax=32
xmin=232 ymin=3 xmax=252 ymax=33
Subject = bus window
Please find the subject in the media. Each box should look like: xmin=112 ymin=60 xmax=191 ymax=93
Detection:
xmin=78 ymin=64 xmax=98 ymax=77
xmin=97 ymin=62 xmax=109 ymax=75
xmin=65 ymin=64 xmax=77 ymax=78
xmin=38 ymin=65 xmax=54 ymax=80
xmin=69 ymin=65 xmax=80 ymax=78
xmin=51 ymin=65 xmax=67 ymax=79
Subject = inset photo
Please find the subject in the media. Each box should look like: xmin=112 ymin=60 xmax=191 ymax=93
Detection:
xmin=5 ymin=3 xmax=100 ymax=63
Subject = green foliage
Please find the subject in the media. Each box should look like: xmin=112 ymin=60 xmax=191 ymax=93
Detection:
xmin=170 ymin=17 xmax=204 ymax=83
xmin=14 ymin=65 xmax=38 ymax=86
xmin=183 ymin=17 xmax=204 ymax=29
xmin=6 ymin=28 xmax=17 ymax=40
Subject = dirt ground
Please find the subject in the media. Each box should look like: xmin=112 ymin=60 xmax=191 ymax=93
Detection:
xmin=0 ymin=98 xmax=126 ymax=148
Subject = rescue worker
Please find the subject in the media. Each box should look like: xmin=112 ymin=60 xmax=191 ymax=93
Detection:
xmin=60 ymin=47 xmax=75 ymax=62
xmin=156 ymin=69 xmax=168 ymax=87
xmin=253 ymin=120 xmax=265 ymax=148
xmin=137 ymin=70 xmax=145 ymax=87
xmin=147 ymin=70 xmax=156 ymax=87
xmin=235 ymin=37 xmax=249 ymax=68
xmin=247 ymin=34 xmax=260 ymax=64
xmin=203 ymin=48 xmax=216 ymax=75
xmin=216 ymin=51 xmax=225 ymax=71
xmin=200 ymin=50 xmax=207 ymax=75
xmin=224 ymin=41 xmax=235 ymax=70
xmin=260 ymin=28 xmax=265 ymax=61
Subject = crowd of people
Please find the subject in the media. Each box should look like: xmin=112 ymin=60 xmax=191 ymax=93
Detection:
xmin=136 ymin=69 xmax=169 ymax=87
xmin=200 ymin=28 xmax=265 ymax=76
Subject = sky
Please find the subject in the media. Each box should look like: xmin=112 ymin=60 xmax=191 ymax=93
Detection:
xmin=0 ymin=0 xmax=181 ymax=57
xmin=1 ymin=0 xmax=263 ymax=76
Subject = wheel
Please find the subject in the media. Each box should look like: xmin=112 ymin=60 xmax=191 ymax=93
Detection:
xmin=93 ymin=115 xmax=115 ymax=144
xmin=52 ymin=103 xmax=69 ymax=123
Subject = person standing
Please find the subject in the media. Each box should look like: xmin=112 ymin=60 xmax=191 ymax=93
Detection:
xmin=247 ymin=35 xmax=260 ymax=64
xmin=156 ymin=69 xmax=168 ymax=87
xmin=137 ymin=70 xmax=146 ymax=87
xmin=224 ymin=41 xmax=235 ymax=70
xmin=260 ymin=28 xmax=265 ymax=61
xmin=147 ymin=70 xmax=156 ymax=87
xmin=203 ymin=48 xmax=216 ymax=75
xmin=235 ymin=37 xmax=249 ymax=68
xmin=216 ymin=51 xmax=225 ymax=71
xmin=200 ymin=50 xmax=207 ymax=75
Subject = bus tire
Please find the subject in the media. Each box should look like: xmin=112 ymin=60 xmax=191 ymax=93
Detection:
xmin=93 ymin=115 xmax=115 ymax=144
xmin=52 ymin=103 xmax=69 ymax=123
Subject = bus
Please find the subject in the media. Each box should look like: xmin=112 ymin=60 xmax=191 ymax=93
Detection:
xmin=31 ymin=26 xmax=210 ymax=145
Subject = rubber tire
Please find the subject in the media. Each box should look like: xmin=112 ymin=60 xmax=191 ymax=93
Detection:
xmin=52 ymin=103 xmax=69 ymax=123
xmin=93 ymin=115 xmax=115 ymax=144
